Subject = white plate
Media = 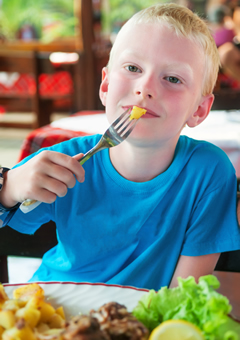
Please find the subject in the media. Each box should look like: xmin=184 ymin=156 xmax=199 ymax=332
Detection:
xmin=3 ymin=282 xmax=149 ymax=319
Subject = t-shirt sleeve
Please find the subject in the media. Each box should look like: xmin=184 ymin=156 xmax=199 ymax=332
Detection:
xmin=181 ymin=171 xmax=240 ymax=256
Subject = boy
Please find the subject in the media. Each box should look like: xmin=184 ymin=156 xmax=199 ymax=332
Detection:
xmin=0 ymin=3 xmax=240 ymax=289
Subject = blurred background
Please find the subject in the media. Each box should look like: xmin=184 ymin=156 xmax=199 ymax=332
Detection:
xmin=0 ymin=0 xmax=205 ymax=44
xmin=0 ymin=0 xmax=238 ymax=131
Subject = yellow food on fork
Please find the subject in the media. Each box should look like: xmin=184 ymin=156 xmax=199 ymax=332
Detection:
xmin=149 ymin=320 xmax=204 ymax=340
xmin=129 ymin=106 xmax=147 ymax=120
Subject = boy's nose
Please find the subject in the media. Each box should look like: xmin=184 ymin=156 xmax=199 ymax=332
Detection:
xmin=134 ymin=76 xmax=157 ymax=99
xmin=135 ymin=90 xmax=153 ymax=99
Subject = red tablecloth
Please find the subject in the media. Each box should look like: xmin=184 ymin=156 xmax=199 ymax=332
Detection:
xmin=18 ymin=111 xmax=104 ymax=162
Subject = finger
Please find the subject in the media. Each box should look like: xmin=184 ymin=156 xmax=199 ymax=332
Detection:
xmin=20 ymin=172 xmax=69 ymax=203
xmin=37 ymin=151 xmax=85 ymax=183
xmin=72 ymin=153 xmax=84 ymax=161
xmin=40 ymin=176 xmax=69 ymax=198
xmin=30 ymin=188 xmax=57 ymax=204
xmin=43 ymin=163 xmax=77 ymax=189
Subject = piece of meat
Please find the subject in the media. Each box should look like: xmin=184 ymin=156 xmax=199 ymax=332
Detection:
xmin=90 ymin=302 xmax=130 ymax=323
xmin=62 ymin=302 xmax=149 ymax=340
xmin=90 ymin=302 xmax=149 ymax=340
xmin=101 ymin=317 xmax=149 ymax=340
xmin=62 ymin=315 xmax=109 ymax=340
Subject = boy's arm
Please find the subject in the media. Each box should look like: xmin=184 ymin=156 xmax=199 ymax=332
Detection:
xmin=0 ymin=150 xmax=85 ymax=209
xmin=169 ymin=253 xmax=220 ymax=288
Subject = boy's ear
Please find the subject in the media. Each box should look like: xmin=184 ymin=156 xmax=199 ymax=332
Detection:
xmin=99 ymin=67 xmax=109 ymax=107
xmin=187 ymin=94 xmax=214 ymax=128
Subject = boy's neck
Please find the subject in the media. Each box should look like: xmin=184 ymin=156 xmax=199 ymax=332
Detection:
xmin=109 ymin=140 xmax=178 ymax=182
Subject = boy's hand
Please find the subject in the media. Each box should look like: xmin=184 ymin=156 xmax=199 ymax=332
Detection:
xmin=0 ymin=151 xmax=85 ymax=208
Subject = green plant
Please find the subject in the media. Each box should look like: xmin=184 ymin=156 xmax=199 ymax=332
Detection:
xmin=102 ymin=0 xmax=167 ymax=34
xmin=0 ymin=0 xmax=75 ymax=41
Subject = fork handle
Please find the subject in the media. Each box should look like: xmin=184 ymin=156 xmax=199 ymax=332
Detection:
xmin=79 ymin=140 xmax=107 ymax=165
xmin=20 ymin=199 xmax=42 ymax=213
xmin=79 ymin=148 xmax=96 ymax=165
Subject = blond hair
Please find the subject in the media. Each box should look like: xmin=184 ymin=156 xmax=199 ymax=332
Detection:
xmin=108 ymin=3 xmax=220 ymax=96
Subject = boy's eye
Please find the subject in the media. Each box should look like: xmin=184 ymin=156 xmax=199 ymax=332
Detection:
xmin=126 ymin=65 xmax=141 ymax=73
xmin=165 ymin=76 xmax=181 ymax=84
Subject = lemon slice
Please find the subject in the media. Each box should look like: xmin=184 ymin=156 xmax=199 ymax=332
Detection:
xmin=149 ymin=320 xmax=204 ymax=340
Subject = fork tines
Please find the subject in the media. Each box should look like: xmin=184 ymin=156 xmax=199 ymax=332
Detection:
xmin=120 ymin=119 xmax=138 ymax=138
xmin=112 ymin=108 xmax=131 ymax=127
xmin=112 ymin=108 xmax=138 ymax=137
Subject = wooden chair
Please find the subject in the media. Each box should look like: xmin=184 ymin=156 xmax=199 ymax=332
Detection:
xmin=0 ymin=50 xmax=85 ymax=129
xmin=0 ymin=50 xmax=40 ymax=129
xmin=0 ymin=221 xmax=57 ymax=283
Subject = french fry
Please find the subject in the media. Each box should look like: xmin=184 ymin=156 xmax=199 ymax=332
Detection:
xmin=1 ymin=300 xmax=21 ymax=312
xmin=13 ymin=284 xmax=44 ymax=302
xmin=0 ymin=310 xmax=15 ymax=329
xmin=47 ymin=313 xmax=65 ymax=329
xmin=55 ymin=307 xmax=65 ymax=321
xmin=0 ymin=285 xmax=9 ymax=305
xmin=2 ymin=324 xmax=37 ymax=340
xmin=35 ymin=323 xmax=50 ymax=333
xmin=0 ymin=325 xmax=4 ymax=338
xmin=26 ymin=297 xmax=55 ymax=323
xmin=0 ymin=283 xmax=66 ymax=340
xmin=15 ymin=307 xmax=41 ymax=328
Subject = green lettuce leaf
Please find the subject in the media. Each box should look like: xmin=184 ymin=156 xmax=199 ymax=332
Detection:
xmin=132 ymin=275 xmax=240 ymax=340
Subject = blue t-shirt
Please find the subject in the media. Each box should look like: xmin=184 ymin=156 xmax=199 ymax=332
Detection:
xmin=1 ymin=135 xmax=240 ymax=290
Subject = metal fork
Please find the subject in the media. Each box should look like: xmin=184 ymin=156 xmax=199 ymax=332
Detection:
xmin=20 ymin=108 xmax=138 ymax=213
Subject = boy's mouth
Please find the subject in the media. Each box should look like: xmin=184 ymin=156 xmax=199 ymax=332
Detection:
xmin=123 ymin=106 xmax=159 ymax=118
xmin=142 ymin=109 xmax=159 ymax=118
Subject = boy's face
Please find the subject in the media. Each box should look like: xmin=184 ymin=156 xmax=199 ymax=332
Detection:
xmin=100 ymin=23 xmax=213 ymax=148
